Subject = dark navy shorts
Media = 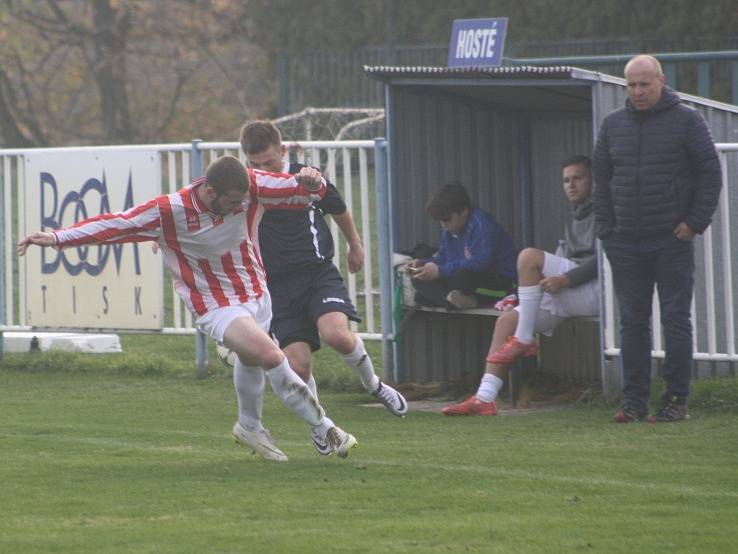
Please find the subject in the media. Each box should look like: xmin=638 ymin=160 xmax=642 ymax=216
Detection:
xmin=267 ymin=262 xmax=360 ymax=352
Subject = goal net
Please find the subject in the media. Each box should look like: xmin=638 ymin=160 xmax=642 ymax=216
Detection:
xmin=274 ymin=107 xmax=385 ymax=141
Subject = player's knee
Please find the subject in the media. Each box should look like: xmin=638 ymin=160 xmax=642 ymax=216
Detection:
xmin=258 ymin=344 xmax=286 ymax=371
xmin=517 ymin=247 xmax=543 ymax=269
xmin=323 ymin=328 xmax=356 ymax=354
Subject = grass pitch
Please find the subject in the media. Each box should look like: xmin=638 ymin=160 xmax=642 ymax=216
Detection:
xmin=1 ymin=341 xmax=737 ymax=553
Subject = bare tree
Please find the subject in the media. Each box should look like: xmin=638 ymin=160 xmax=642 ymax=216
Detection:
xmin=0 ymin=0 xmax=270 ymax=147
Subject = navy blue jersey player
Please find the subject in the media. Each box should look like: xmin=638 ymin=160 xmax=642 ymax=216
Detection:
xmin=239 ymin=121 xmax=407 ymax=454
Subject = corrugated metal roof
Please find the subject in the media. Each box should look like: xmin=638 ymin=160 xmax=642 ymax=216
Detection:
xmin=364 ymin=64 xmax=738 ymax=113
xmin=364 ymin=64 xmax=603 ymax=80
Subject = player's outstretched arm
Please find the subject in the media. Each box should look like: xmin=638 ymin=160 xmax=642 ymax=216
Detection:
xmin=253 ymin=166 xmax=326 ymax=209
xmin=17 ymin=231 xmax=56 ymax=256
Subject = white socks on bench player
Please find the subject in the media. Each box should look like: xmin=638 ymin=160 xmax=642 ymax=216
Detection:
xmin=340 ymin=336 xmax=380 ymax=392
xmin=473 ymin=284 xmax=544 ymax=404
xmin=515 ymin=285 xmax=543 ymax=344
xmin=476 ymin=373 xmax=504 ymax=402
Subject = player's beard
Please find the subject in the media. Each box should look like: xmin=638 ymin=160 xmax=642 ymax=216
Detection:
xmin=210 ymin=194 xmax=232 ymax=216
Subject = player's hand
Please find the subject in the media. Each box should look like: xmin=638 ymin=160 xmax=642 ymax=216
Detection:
xmin=674 ymin=222 xmax=696 ymax=240
xmin=539 ymin=275 xmax=569 ymax=294
xmin=413 ymin=261 xmax=439 ymax=281
xmin=347 ymin=243 xmax=364 ymax=273
xmin=404 ymin=259 xmax=423 ymax=272
xmin=295 ymin=167 xmax=323 ymax=191
xmin=17 ymin=231 xmax=56 ymax=256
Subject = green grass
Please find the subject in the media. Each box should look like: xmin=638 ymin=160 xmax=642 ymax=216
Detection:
xmin=1 ymin=344 xmax=738 ymax=553
xmin=0 ymin=334 xmax=368 ymax=393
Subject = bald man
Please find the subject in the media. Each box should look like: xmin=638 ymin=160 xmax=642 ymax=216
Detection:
xmin=593 ymin=55 xmax=721 ymax=423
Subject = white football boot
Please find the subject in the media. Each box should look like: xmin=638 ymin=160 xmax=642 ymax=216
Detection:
xmin=324 ymin=426 xmax=357 ymax=459
xmin=232 ymin=422 xmax=288 ymax=462
xmin=371 ymin=380 xmax=409 ymax=417
xmin=311 ymin=427 xmax=334 ymax=456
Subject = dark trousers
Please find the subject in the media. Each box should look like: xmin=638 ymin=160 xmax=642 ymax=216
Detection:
xmin=603 ymin=233 xmax=695 ymax=405
xmin=412 ymin=269 xmax=514 ymax=308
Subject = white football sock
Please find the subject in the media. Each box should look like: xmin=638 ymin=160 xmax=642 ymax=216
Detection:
xmin=233 ymin=360 xmax=265 ymax=432
xmin=306 ymin=374 xmax=319 ymax=402
xmin=476 ymin=373 xmax=504 ymax=402
xmin=266 ymin=358 xmax=325 ymax=427
xmin=515 ymin=285 xmax=543 ymax=343
xmin=340 ymin=336 xmax=380 ymax=392
xmin=313 ymin=415 xmax=334 ymax=441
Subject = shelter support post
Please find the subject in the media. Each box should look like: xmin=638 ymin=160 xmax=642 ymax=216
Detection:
xmin=0 ymin=160 xmax=5 ymax=360
xmin=190 ymin=139 xmax=208 ymax=377
xmin=374 ymin=138 xmax=397 ymax=382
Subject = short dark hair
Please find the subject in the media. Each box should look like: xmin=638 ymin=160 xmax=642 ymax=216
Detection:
xmin=239 ymin=120 xmax=282 ymax=155
xmin=205 ymin=155 xmax=249 ymax=195
xmin=425 ymin=182 xmax=472 ymax=221
xmin=561 ymin=154 xmax=591 ymax=171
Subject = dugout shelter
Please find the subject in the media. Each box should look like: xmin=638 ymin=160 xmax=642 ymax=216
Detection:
xmin=365 ymin=64 xmax=738 ymax=394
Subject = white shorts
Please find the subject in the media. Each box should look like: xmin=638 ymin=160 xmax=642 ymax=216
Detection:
xmin=515 ymin=252 xmax=599 ymax=336
xmin=195 ymin=292 xmax=272 ymax=343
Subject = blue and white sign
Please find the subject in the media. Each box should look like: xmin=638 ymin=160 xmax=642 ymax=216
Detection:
xmin=23 ymin=149 xmax=164 ymax=329
xmin=448 ymin=18 xmax=508 ymax=68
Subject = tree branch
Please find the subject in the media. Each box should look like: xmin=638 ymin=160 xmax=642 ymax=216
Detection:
xmin=0 ymin=66 xmax=35 ymax=147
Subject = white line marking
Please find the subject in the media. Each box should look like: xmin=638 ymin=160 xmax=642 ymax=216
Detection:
xmin=367 ymin=460 xmax=738 ymax=499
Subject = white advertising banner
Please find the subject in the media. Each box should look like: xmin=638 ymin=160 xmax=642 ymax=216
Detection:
xmin=23 ymin=149 xmax=164 ymax=329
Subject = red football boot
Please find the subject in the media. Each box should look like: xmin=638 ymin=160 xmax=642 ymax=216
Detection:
xmin=441 ymin=396 xmax=497 ymax=416
xmin=486 ymin=336 xmax=538 ymax=365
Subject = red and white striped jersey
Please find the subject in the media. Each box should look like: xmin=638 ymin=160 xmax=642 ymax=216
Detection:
xmin=53 ymin=169 xmax=325 ymax=317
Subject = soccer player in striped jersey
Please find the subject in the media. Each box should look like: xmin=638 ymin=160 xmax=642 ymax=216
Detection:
xmin=240 ymin=120 xmax=408 ymax=455
xmin=17 ymin=155 xmax=357 ymax=461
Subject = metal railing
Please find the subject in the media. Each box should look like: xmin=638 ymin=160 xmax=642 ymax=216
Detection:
xmin=0 ymin=140 xmax=381 ymax=363
xmin=4 ymin=140 xmax=737 ymax=375
xmin=278 ymin=46 xmax=738 ymax=114
xmin=602 ymin=143 xmax=738 ymax=370
xmin=506 ymin=51 xmax=738 ymax=104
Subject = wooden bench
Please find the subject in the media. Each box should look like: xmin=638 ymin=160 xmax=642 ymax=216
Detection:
xmin=399 ymin=303 xmax=599 ymax=406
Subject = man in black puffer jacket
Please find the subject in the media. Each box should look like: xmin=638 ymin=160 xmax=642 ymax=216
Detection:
xmin=593 ymin=54 xmax=721 ymax=423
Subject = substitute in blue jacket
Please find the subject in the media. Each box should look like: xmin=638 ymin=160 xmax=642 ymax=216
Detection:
xmin=408 ymin=182 xmax=517 ymax=309
xmin=593 ymin=54 xmax=722 ymax=424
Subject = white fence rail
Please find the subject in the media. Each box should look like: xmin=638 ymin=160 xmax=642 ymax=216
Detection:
xmin=0 ymin=140 xmax=380 ymax=340
xmin=603 ymin=143 xmax=738 ymax=373
xmin=4 ymin=140 xmax=737 ymax=374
